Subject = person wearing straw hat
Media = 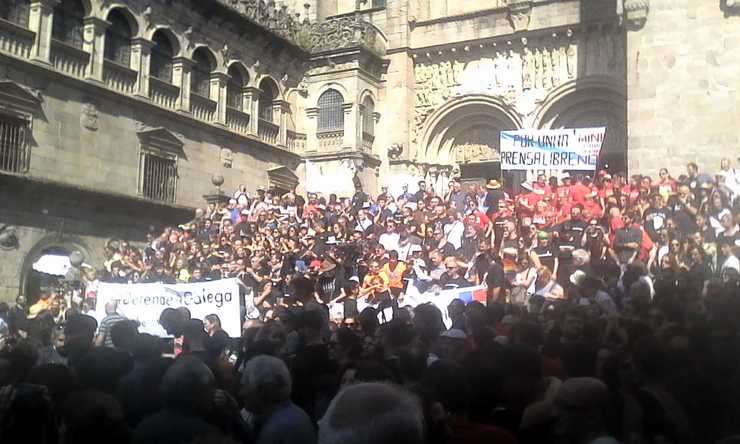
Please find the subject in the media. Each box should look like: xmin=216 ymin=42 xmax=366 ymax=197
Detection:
xmin=483 ymin=179 xmax=505 ymax=214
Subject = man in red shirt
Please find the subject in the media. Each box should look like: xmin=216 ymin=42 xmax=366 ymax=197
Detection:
xmin=569 ymin=176 xmax=592 ymax=205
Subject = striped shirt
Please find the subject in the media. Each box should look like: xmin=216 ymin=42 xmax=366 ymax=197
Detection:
xmin=98 ymin=313 xmax=127 ymax=347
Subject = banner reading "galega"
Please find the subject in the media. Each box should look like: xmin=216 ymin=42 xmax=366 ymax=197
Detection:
xmin=89 ymin=279 xmax=242 ymax=337
xmin=499 ymin=127 xmax=606 ymax=171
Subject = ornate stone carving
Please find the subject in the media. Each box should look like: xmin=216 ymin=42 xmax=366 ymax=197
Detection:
xmin=220 ymin=148 xmax=233 ymax=168
xmin=0 ymin=225 xmax=18 ymax=251
xmin=452 ymin=126 xmax=500 ymax=163
xmin=507 ymin=1 xmax=532 ymax=32
xmin=307 ymin=16 xmax=383 ymax=54
xmin=623 ymin=0 xmax=649 ymax=29
xmin=388 ymin=143 xmax=404 ymax=160
xmin=411 ymin=28 xmax=623 ymax=146
xmin=81 ymin=102 xmax=98 ymax=131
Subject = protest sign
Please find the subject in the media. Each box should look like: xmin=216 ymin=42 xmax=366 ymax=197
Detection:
xmin=329 ymin=284 xmax=488 ymax=329
xmin=89 ymin=279 xmax=242 ymax=337
xmin=500 ymin=127 xmax=605 ymax=171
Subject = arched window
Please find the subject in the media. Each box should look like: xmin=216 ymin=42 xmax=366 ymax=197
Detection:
xmin=227 ymin=65 xmax=247 ymax=110
xmin=104 ymin=10 xmax=132 ymax=66
xmin=361 ymin=96 xmax=375 ymax=138
xmin=0 ymin=0 xmax=30 ymax=28
xmin=258 ymin=78 xmax=278 ymax=122
xmin=318 ymin=89 xmax=344 ymax=133
xmin=52 ymin=0 xmax=85 ymax=49
xmin=191 ymin=48 xmax=213 ymax=97
xmin=150 ymin=31 xmax=174 ymax=83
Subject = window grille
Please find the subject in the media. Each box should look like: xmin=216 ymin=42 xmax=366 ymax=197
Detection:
xmin=140 ymin=151 xmax=177 ymax=203
xmin=0 ymin=115 xmax=30 ymax=174
xmin=317 ymin=89 xmax=344 ymax=133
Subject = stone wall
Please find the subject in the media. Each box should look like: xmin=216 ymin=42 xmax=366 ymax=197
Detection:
xmin=2 ymin=59 xmax=301 ymax=209
xmin=626 ymin=1 xmax=740 ymax=176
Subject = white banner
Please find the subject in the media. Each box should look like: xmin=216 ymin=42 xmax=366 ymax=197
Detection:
xmin=329 ymin=284 xmax=488 ymax=329
xmin=500 ymin=127 xmax=605 ymax=171
xmin=89 ymin=279 xmax=242 ymax=337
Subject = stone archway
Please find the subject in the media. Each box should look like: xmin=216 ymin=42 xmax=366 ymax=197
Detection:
xmin=19 ymin=235 xmax=91 ymax=303
xmin=417 ymin=95 xmax=520 ymax=193
xmin=534 ymin=77 xmax=627 ymax=172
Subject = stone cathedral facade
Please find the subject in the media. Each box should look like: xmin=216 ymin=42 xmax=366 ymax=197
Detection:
xmin=1 ymin=0 xmax=739 ymax=301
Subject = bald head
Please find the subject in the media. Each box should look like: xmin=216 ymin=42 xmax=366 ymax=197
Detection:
xmin=555 ymin=377 xmax=610 ymax=410
xmin=319 ymin=382 xmax=424 ymax=444
xmin=104 ymin=301 xmax=118 ymax=315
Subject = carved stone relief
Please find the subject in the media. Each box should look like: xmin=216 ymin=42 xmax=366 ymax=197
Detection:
xmin=507 ymin=1 xmax=532 ymax=32
xmin=412 ymin=27 xmax=625 ymax=145
xmin=81 ymin=102 xmax=99 ymax=131
xmin=221 ymin=148 xmax=234 ymax=168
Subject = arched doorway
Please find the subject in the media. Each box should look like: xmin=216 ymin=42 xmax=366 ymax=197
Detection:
xmin=419 ymin=95 xmax=521 ymax=194
xmin=535 ymin=78 xmax=627 ymax=173
xmin=20 ymin=236 xmax=90 ymax=304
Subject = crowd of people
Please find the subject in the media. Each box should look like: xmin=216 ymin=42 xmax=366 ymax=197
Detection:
xmin=1 ymin=158 xmax=740 ymax=444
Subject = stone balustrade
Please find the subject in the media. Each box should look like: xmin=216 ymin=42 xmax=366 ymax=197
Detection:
xmin=0 ymin=18 xmax=35 ymax=59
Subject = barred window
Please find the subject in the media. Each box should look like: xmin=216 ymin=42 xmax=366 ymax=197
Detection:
xmin=361 ymin=96 xmax=375 ymax=138
xmin=191 ymin=48 xmax=214 ymax=97
xmin=227 ymin=65 xmax=247 ymax=111
xmin=150 ymin=31 xmax=174 ymax=83
xmin=0 ymin=0 xmax=30 ymax=28
xmin=259 ymin=78 xmax=278 ymax=122
xmin=140 ymin=151 xmax=177 ymax=203
xmin=52 ymin=0 xmax=85 ymax=49
xmin=0 ymin=115 xmax=30 ymax=174
xmin=318 ymin=89 xmax=344 ymax=133
xmin=104 ymin=10 xmax=132 ymax=66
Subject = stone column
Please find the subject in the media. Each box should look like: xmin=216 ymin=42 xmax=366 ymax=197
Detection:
xmin=130 ymin=37 xmax=153 ymax=98
xmin=305 ymin=107 xmax=318 ymax=152
xmin=273 ymin=99 xmax=290 ymax=146
xmin=342 ymin=102 xmax=356 ymax=150
xmin=210 ymin=71 xmax=229 ymax=125
xmin=28 ymin=0 xmax=59 ymax=64
xmin=243 ymin=86 xmax=261 ymax=134
xmin=172 ymin=56 xmax=193 ymax=112
xmin=83 ymin=16 xmax=110 ymax=82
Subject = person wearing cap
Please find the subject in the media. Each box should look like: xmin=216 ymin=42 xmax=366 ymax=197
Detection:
xmin=531 ymin=231 xmax=558 ymax=277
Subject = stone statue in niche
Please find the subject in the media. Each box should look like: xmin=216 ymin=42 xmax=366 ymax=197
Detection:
xmin=542 ymin=47 xmax=552 ymax=90
xmin=522 ymin=47 xmax=534 ymax=90
xmin=567 ymin=42 xmax=577 ymax=78
xmin=81 ymin=102 xmax=98 ymax=131
xmin=533 ymin=48 xmax=543 ymax=89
